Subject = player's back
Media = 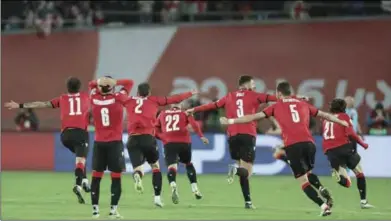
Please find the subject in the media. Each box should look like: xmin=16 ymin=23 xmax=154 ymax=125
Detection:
xmin=272 ymin=98 xmax=315 ymax=146
xmin=125 ymin=96 xmax=162 ymax=135
xmin=223 ymin=90 xmax=267 ymax=137
xmin=90 ymin=91 xmax=126 ymax=142
xmin=322 ymin=113 xmax=351 ymax=152
xmin=53 ymin=92 xmax=90 ymax=130
xmin=158 ymin=109 xmax=190 ymax=143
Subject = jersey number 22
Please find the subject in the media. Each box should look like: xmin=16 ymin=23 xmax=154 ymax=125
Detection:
xmin=165 ymin=114 xmax=180 ymax=131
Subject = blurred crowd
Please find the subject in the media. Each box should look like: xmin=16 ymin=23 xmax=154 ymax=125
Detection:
xmin=2 ymin=0 xmax=390 ymax=31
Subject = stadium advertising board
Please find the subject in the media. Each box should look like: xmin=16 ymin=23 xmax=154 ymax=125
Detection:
xmin=2 ymin=20 xmax=391 ymax=131
xmin=1 ymin=132 xmax=391 ymax=177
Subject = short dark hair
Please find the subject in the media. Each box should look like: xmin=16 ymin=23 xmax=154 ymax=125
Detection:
xmin=276 ymin=81 xmax=292 ymax=96
xmin=67 ymin=77 xmax=81 ymax=93
xmin=238 ymin=75 xmax=253 ymax=86
xmin=138 ymin=83 xmax=151 ymax=97
xmin=330 ymin=98 xmax=346 ymax=113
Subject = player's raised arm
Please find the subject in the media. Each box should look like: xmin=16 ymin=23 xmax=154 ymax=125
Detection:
xmin=187 ymin=114 xmax=209 ymax=144
xmin=115 ymin=79 xmax=134 ymax=95
xmin=88 ymin=80 xmax=98 ymax=92
xmin=155 ymin=90 xmax=196 ymax=106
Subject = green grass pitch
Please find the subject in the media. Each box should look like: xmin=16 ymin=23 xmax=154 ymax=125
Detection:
xmin=2 ymin=172 xmax=391 ymax=220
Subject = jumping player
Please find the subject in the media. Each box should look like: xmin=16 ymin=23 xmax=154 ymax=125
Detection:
xmin=220 ymin=81 xmax=349 ymax=216
xmin=124 ymin=82 xmax=196 ymax=207
xmin=186 ymin=75 xmax=278 ymax=209
xmin=155 ymin=103 xmax=209 ymax=204
xmin=89 ymin=77 xmax=134 ymax=218
xmin=322 ymin=98 xmax=374 ymax=209
xmin=5 ymin=77 xmax=92 ymax=203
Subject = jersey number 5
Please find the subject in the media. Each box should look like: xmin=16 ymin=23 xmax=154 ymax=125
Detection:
xmin=236 ymin=99 xmax=244 ymax=117
xmin=323 ymin=121 xmax=335 ymax=140
xmin=289 ymin=104 xmax=300 ymax=123
xmin=165 ymin=114 xmax=180 ymax=132
xmin=135 ymin=99 xmax=143 ymax=114
xmin=101 ymin=107 xmax=110 ymax=126
xmin=68 ymin=97 xmax=82 ymax=115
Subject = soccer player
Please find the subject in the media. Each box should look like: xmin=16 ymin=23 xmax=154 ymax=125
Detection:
xmin=4 ymin=77 xmax=92 ymax=203
xmin=220 ymin=81 xmax=350 ymax=216
xmin=89 ymin=77 xmax=134 ymax=218
xmin=344 ymin=96 xmax=364 ymax=152
xmin=124 ymin=82 xmax=196 ymax=207
xmin=155 ymin=103 xmax=209 ymax=204
xmin=186 ymin=75 xmax=278 ymax=209
xmin=322 ymin=98 xmax=374 ymax=209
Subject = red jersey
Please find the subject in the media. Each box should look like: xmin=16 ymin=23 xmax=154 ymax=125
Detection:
xmin=89 ymin=79 xmax=134 ymax=142
xmin=194 ymin=90 xmax=277 ymax=137
xmin=50 ymin=92 xmax=90 ymax=131
xmin=155 ymin=108 xmax=204 ymax=144
xmin=125 ymin=92 xmax=193 ymax=135
xmin=263 ymin=97 xmax=317 ymax=147
xmin=322 ymin=113 xmax=366 ymax=152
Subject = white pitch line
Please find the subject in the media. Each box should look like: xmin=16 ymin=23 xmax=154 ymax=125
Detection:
xmin=184 ymin=203 xmax=391 ymax=217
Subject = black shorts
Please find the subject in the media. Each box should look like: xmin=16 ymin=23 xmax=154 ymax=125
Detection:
xmin=92 ymin=141 xmax=125 ymax=173
xmin=126 ymin=134 xmax=159 ymax=168
xmin=228 ymin=134 xmax=256 ymax=163
xmin=60 ymin=128 xmax=89 ymax=157
xmin=326 ymin=143 xmax=361 ymax=170
xmin=164 ymin=143 xmax=192 ymax=166
xmin=349 ymin=137 xmax=358 ymax=153
xmin=284 ymin=142 xmax=316 ymax=178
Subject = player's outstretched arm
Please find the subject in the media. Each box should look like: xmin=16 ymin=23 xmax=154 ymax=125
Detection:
xmin=317 ymin=111 xmax=349 ymax=127
xmin=157 ymin=90 xmax=197 ymax=106
xmin=220 ymin=112 xmax=266 ymax=125
xmin=4 ymin=100 xmax=53 ymax=109
xmin=188 ymin=115 xmax=209 ymax=144
xmin=187 ymin=95 xmax=226 ymax=115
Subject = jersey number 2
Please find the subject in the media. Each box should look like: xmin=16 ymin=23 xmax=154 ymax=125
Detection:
xmin=165 ymin=114 xmax=180 ymax=132
xmin=101 ymin=108 xmax=110 ymax=126
xmin=135 ymin=99 xmax=143 ymax=114
xmin=289 ymin=104 xmax=300 ymax=123
xmin=68 ymin=97 xmax=81 ymax=115
xmin=323 ymin=121 xmax=335 ymax=140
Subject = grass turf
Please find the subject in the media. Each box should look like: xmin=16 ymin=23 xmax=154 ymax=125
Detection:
xmin=1 ymin=172 xmax=391 ymax=220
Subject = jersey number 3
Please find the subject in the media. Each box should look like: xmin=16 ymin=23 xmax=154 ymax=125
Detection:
xmin=236 ymin=99 xmax=244 ymax=117
xmin=289 ymin=104 xmax=300 ymax=123
xmin=68 ymin=97 xmax=82 ymax=115
xmin=165 ymin=114 xmax=180 ymax=132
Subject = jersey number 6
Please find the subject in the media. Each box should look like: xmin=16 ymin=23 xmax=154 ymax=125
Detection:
xmin=101 ymin=107 xmax=110 ymax=126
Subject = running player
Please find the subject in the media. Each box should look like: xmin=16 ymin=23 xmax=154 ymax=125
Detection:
xmin=220 ymin=81 xmax=349 ymax=216
xmin=186 ymin=75 xmax=277 ymax=209
xmin=124 ymin=82 xmax=196 ymax=207
xmin=155 ymin=103 xmax=209 ymax=204
xmin=4 ymin=77 xmax=91 ymax=203
xmin=89 ymin=77 xmax=134 ymax=218
xmin=322 ymin=98 xmax=374 ymax=209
